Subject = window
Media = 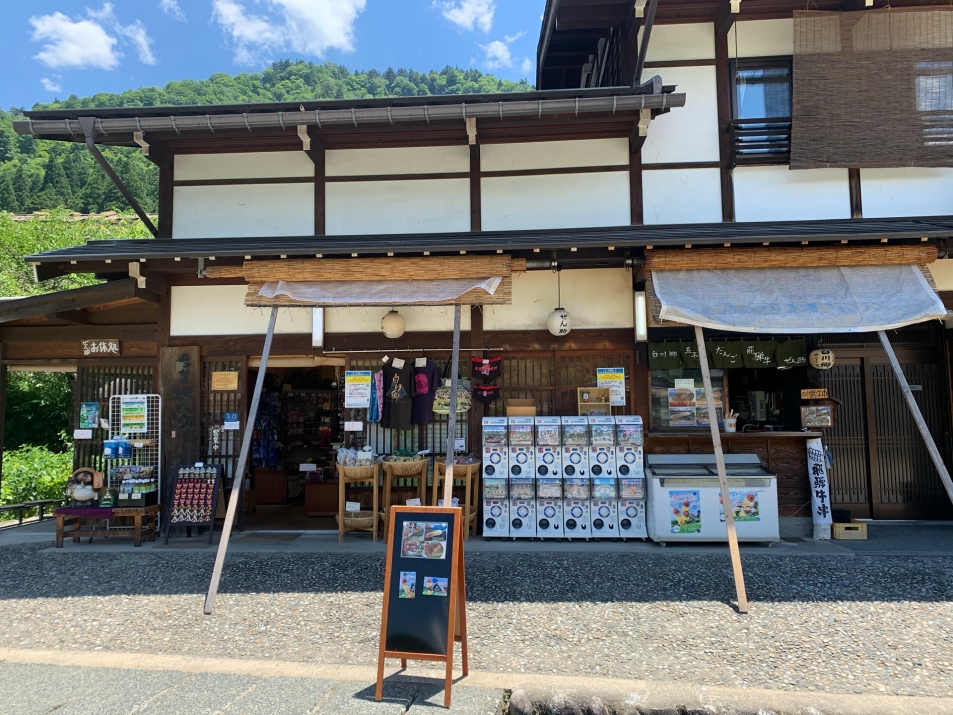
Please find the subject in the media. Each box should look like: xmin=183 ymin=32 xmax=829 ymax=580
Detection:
xmin=728 ymin=57 xmax=793 ymax=165
xmin=915 ymin=60 xmax=953 ymax=148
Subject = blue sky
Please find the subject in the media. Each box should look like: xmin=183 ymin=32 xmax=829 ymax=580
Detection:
xmin=2 ymin=1 xmax=547 ymax=109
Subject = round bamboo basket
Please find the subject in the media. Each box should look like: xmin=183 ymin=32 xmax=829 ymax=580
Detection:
xmin=335 ymin=511 xmax=376 ymax=530
xmin=383 ymin=459 xmax=429 ymax=477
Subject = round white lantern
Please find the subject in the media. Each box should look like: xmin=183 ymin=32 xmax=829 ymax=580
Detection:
xmin=547 ymin=307 xmax=572 ymax=337
xmin=809 ymin=349 xmax=835 ymax=370
xmin=381 ymin=310 xmax=405 ymax=339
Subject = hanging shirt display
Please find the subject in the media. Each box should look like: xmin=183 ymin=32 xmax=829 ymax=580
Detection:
xmin=382 ymin=361 xmax=417 ymax=430
xmin=412 ymin=358 xmax=442 ymax=426
xmin=368 ymin=370 xmax=384 ymax=423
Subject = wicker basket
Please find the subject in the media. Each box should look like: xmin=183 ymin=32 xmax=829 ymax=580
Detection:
xmin=336 ymin=510 xmax=376 ymax=530
xmin=338 ymin=463 xmax=379 ymax=480
xmin=383 ymin=459 xmax=429 ymax=477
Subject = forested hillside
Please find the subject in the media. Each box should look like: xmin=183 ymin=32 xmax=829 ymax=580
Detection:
xmin=0 ymin=62 xmax=529 ymax=214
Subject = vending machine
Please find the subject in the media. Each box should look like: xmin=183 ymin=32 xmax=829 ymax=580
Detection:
xmin=535 ymin=416 xmax=563 ymax=538
xmin=615 ymin=415 xmax=646 ymax=539
xmin=508 ymin=417 xmax=536 ymax=538
xmin=481 ymin=417 xmax=509 ymax=538
xmin=561 ymin=416 xmax=590 ymax=539
xmin=589 ymin=415 xmax=617 ymax=538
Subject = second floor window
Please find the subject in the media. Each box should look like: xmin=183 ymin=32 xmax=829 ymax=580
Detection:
xmin=729 ymin=57 xmax=793 ymax=165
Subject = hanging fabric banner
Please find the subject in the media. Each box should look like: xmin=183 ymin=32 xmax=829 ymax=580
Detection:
xmin=806 ymin=437 xmax=833 ymax=540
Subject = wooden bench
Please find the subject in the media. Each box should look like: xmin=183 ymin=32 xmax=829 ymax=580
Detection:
xmin=55 ymin=505 xmax=160 ymax=547
xmin=0 ymin=499 xmax=65 ymax=526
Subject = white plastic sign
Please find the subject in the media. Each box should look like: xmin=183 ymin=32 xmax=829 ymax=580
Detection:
xmin=345 ymin=501 xmax=361 ymax=513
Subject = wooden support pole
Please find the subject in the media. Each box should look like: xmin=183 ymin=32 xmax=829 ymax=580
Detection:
xmin=443 ymin=306 xmax=462 ymax=506
xmin=204 ymin=307 xmax=279 ymax=615
xmin=879 ymin=330 xmax=953 ymax=506
xmin=695 ymin=325 xmax=749 ymax=614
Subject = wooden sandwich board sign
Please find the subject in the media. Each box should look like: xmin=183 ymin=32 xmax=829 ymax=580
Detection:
xmin=376 ymin=505 xmax=468 ymax=707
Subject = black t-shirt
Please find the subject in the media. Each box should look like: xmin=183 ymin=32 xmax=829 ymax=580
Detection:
xmin=412 ymin=359 xmax=442 ymax=425
xmin=381 ymin=361 xmax=417 ymax=431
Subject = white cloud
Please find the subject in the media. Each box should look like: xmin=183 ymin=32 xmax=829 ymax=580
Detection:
xmin=117 ymin=20 xmax=157 ymax=65
xmin=29 ymin=4 xmax=156 ymax=70
xmin=30 ymin=11 xmax=120 ymax=70
xmin=41 ymin=77 xmax=63 ymax=93
xmin=159 ymin=0 xmax=186 ymax=21
xmin=479 ymin=32 xmax=531 ymax=74
xmin=436 ymin=0 xmax=495 ymax=32
xmin=213 ymin=0 xmax=367 ymax=65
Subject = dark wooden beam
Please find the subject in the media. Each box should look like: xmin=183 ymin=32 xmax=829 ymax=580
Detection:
xmin=49 ymin=310 xmax=89 ymax=325
xmin=2 ymin=325 xmax=158 ymax=342
xmin=632 ymin=0 xmax=660 ymax=86
xmin=715 ymin=0 xmax=737 ymax=36
xmin=849 ymin=168 xmax=863 ymax=219
xmin=305 ymin=127 xmax=326 ymax=165
xmin=630 ymin=146 xmax=643 ymax=225
xmin=714 ymin=31 xmax=736 ymax=222
xmin=470 ymin=143 xmax=481 ymax=232
xmin=537 ymin=0 xmax=563 ymax=87
xmin=0 ymin=279 xmax=145 ymax=324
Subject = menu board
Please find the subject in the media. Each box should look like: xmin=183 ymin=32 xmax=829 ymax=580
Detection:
xmin=377 ymin=506 xmax=468 ymax=706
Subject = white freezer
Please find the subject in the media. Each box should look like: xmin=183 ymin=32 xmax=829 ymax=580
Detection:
xmin=645 ymin=453 xmax=779 ymax=544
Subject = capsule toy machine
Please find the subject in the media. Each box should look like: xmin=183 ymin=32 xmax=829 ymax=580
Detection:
xmin=588 ymin=415 xmax=618 ymax=538
xmin=561 ymin=416 xmax=590 ymax=539
xmin=508 ymin=417 xmax=537 ymax=538
xmin=615 ymin=415 xmax=646 ymax=539
xmin=534 ymin=416 xmax=563 ymax=539
xmin=481 ymin=417 xmax=509 ymax=538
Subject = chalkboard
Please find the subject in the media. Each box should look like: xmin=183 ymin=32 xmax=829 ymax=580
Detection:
xmin=376 ymin=505 xmax=468 ymax=707
xmin=164 ymin=464 xmax=223 ymax=545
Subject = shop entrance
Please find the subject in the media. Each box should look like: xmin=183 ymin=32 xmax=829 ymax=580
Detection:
xmin=818 ymin=336 xmax=953 ymax=520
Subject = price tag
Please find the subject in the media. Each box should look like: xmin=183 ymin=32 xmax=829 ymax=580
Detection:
xmin=73 ymin=429 xmax=93 ymax=440
xmin=406 ymin=498 xmax=421 ymax=507
xmin=99 ymin=418 xmax=110 ymax=430
xmin=382 ymin=355 xmax=390 ymax=363
xmin=344 ymin=421 xmax=363 ymax=432
xmin=345 ymin=501 xmax=361 ymax=513
xmin=415 ymin=357 xmax=427 ymax=367
xmin=393 ymin=358 xmax=405 ymax=369
xmin=194 ymin=462 xmax=204 ymax=468
xmin=299 ymin=463 xmax=317 ymax=472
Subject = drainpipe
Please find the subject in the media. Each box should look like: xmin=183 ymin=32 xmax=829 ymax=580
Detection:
xmin=78 ymin=117 xmax=158 ymax=238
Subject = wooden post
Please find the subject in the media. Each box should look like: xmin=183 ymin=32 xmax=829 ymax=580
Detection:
xmin=204 ymin=307 xmax=279 ymax=615
xmin=879 ymin=330 xmax=953 ymax=505
xmin=695 ymin=325 xmax=749 ymax=614
xmin=443 ymin=306 xmax=462 ymax=506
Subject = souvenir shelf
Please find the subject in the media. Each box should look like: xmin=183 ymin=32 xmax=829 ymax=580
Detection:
xmin=252 ymin=391 xmax=280 ymax=468
xmin=281 ymin=388 xmax=342 ymax=448
xmin=105 ymin=394 xmax=162 ymax=515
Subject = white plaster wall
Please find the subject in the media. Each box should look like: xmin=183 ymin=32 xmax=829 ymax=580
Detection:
xmin=481 ymin=172 xmax=630 ymax=231
xmin=325 ymin=179 xmax=469 ymax=234
xmin=733 ymin=166 xmax=850 ymax=222
xmin=326 ymin=306 xmax=471 ymax=333
xmin=644 ymin=23 xmax=715 ymax=62
xmin=326 ymin=146 xmax=469 ymax=176
xmin=927 ymin=260 xmax=953 ymax=292
xmin=483 ymin=269 xmax=633 ymax=331
xmin=173 ymin=184 xmax=314 ymax=238
xmin=729 ymin=19 xmax=793 ymax=58
xmin=640 ymin=66 xmax=719 ymax=164
xmin=481 ymin=139 xmax=628 ymax=172
xmin=174 ymin=152 xmax=314 ymax=181
xmin=170 ymin=285 xmax=312 ymax=335
xmin=642 ymin=168 xmax=722 ymax=224
xmin=860 ymin=168 xmax=953 ymax=218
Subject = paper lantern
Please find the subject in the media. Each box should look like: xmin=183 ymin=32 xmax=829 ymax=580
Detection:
xmin=547 ymin=307 xmax=572 ymax=336
xmin=381 ymin=310 xmax=405 ymax=339
xmin=809 ymin=349 xmax=835 ymax=370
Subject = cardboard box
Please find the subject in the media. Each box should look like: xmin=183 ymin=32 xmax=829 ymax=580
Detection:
xmin=506 ymin=399 xmax=537 ymax=416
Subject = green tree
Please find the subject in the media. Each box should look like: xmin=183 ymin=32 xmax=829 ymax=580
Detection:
xmin=3 ymin=372 xmax=74 ymax=452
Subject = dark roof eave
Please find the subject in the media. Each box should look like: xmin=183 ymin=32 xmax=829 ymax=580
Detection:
xmin=26 ymin=217 xmax=953 ymax=281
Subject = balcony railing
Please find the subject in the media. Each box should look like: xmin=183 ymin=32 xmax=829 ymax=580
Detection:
xmin=728 ymin=117 xmax=792 ymax=166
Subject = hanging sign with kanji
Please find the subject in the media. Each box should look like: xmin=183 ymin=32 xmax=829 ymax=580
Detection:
xmin=82 ymin=339 xmax=120 ymax=357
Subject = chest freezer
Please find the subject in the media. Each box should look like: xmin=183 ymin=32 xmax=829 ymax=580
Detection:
xmin=645 ymin=453 xmax=779 ymax=544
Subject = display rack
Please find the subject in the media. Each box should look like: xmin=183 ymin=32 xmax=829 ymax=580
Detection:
xmin=165 ymin=464 xmax=223 ymax=544
xmin=106 ymin=394 xmax=162 ymax=524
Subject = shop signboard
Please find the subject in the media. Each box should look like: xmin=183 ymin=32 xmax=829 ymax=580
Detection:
xmin=81 ymin=339 xmax=119 ymax=357
xmin=596 ymin=367 xmax=626 ymax=406
xmin=165 ymin=464 xmax=223 ymax=545
xmin=377 ymin=506 xmax=468 ymax=707
xmin=345 ymin=371 xmax=372 ymax=408
xmin=800 ymin=388 xmax=829 ymax=400
xmin=806 ymin=438 xmax=832 ymax=539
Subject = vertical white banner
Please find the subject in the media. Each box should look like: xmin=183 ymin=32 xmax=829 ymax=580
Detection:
xmin=806 ymin=437 xmax=832 ymax=540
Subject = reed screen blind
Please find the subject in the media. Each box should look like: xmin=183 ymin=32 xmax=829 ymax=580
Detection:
xmin=791 ymin=8 xmax=953 ymax=169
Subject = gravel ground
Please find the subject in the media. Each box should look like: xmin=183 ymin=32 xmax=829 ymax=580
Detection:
xmin=0 ymin=543 xmax=951 ymax=699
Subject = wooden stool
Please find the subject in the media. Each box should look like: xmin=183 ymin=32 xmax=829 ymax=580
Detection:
xmin=382 ymin=459 xmax=429 ymax=542
xmin=431 ymin=461 xmax=481 ymax=541
xmin=336 ymin=463 xmax=380 ymax=543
